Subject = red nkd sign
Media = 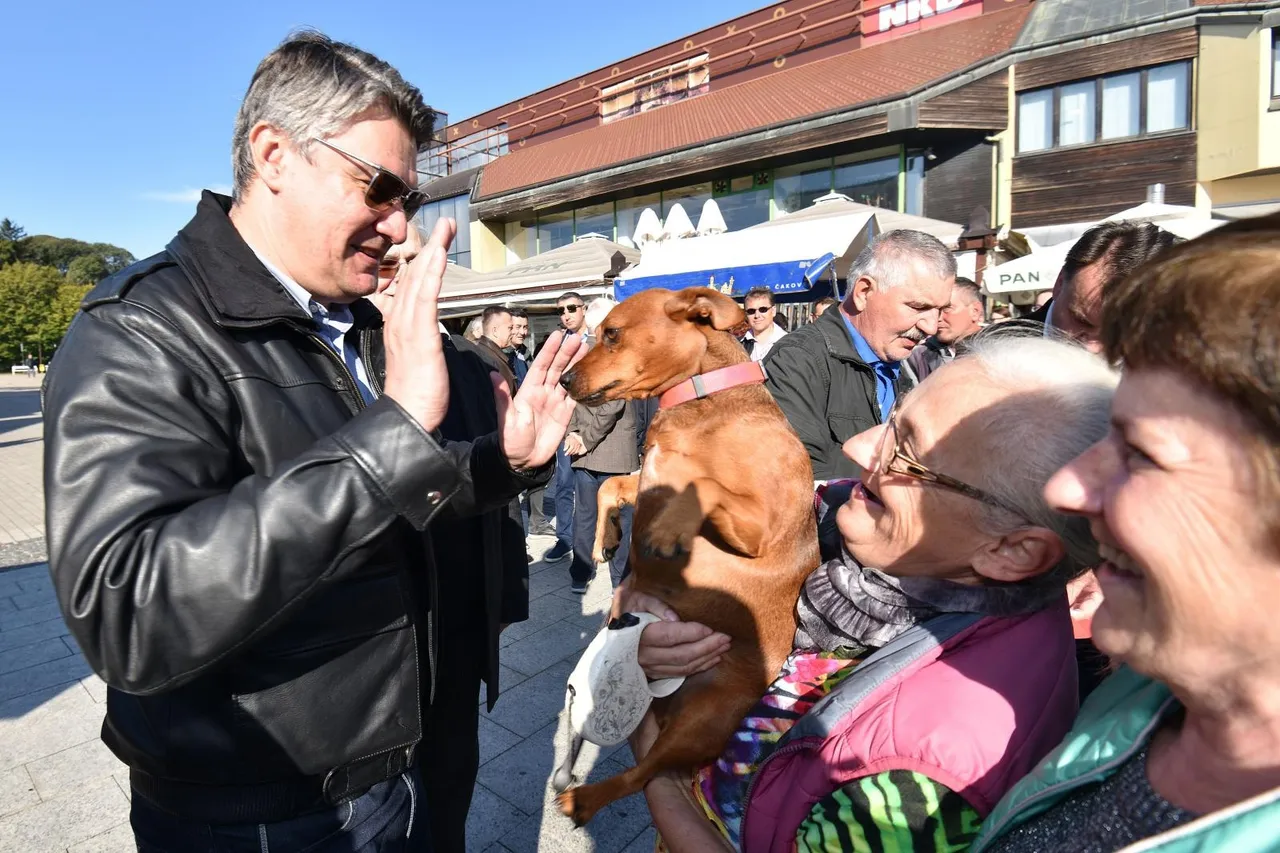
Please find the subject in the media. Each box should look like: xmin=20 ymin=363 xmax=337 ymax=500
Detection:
xmin=861 ymin=0 xmax=984 ymax=45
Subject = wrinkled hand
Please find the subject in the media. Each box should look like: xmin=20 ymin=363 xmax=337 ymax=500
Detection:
xmin=491 ymin=330 xmax=586 ymax=470
xmin=381 ymin=218 xmax=455 ymax=433
xmin=564 ymin=432 xmax=586 ymax=457
xmin=610 ymin=582 xmax=731 ymax=680
xmin=1067 ymin=569 xmax=1104 ymax=623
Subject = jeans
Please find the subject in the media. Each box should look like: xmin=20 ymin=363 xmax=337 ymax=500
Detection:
xmin=130 ymin=768 xmax=427 ymax=853
xmin=571 ymin=468 xmax=633 ymax=587
xmin=552 ymin=443 xmax=575 ymax=548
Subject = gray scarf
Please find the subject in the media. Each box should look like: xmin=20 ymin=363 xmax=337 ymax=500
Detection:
xmin=794 ymin=547 xmax=1064 ymax=653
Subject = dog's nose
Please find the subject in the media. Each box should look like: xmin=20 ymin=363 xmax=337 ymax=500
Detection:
xmin=559 ymin=370 xmax=575 ymax=391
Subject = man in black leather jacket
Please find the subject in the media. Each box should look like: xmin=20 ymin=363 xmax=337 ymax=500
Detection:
xmin=41 ymin=32 xmax=581 ymax=852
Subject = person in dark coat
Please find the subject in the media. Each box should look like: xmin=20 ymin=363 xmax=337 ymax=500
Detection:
xmin=764 ymin=230 xmax=955 ymax=480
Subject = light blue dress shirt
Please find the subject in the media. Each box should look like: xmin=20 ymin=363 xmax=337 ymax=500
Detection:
xmin=839 ymin=311 xmax=900 ymax=421
xmin=248 ymin=246 xmax=377 ymax=405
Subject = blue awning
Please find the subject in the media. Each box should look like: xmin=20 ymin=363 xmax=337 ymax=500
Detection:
xmin=613 ymin=208 xmax=876 ymax=303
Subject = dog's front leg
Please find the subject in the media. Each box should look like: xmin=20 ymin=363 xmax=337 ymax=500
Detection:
xmin=593 ymin=474 xmax=639 ymax=564
xmin=641 ymin=477 xmax=767 ymax=560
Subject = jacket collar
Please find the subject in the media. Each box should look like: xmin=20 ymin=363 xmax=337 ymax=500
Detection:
xmin=166 ymin=191 xmax=381 ymax=330
xmin=813 ymin=305 xmax=872 ymax=369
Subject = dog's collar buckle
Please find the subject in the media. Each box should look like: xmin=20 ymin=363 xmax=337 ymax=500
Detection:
xmin=658 ymin=361 xmax=768 ymax=410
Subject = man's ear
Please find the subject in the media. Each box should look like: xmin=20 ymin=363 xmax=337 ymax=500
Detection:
xmin=249 ymin=122 xmax=291 ymax=193
xmin=849 ymin=275 xmax=877 ymax=313
xmin=971 ymin=527 xmax=1065 ymax=584
xmin=663 ymin=287 xmax=746 ymax=331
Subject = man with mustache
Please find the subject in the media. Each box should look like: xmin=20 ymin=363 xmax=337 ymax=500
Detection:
xmin=764 ymin=229 xmax=954 ymax=480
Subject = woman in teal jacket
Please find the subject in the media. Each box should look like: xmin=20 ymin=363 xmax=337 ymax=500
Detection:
xmin=970 ymin=216 xmax=1280 ymax=852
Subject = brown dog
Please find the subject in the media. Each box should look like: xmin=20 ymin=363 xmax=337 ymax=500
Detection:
xmin=553 ymin=286 xmax=820 ymax=825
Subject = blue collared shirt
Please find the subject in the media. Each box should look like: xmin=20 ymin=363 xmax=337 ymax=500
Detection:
xmin=839 ymin=311 xmax=899 ymax=421
xmin=248 ymin=246 xmax=377 ymax=405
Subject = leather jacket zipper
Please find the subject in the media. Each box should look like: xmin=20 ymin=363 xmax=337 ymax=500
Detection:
xmin=307 ymin=331 xmax=366 ymax=413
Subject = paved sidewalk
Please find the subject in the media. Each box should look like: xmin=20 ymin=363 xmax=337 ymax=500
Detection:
xmin=0 ymin=375 xmax=45 ymax=547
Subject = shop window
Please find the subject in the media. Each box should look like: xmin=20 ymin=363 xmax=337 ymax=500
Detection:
xmin=773 ymin=160 xmax=833 ymax=215
xmin=601 ymin=53 xmax=710 ymax=124
xmin=834 ymin=155 xmax=900 ymax=210
xmin=1017 ymin=61 xmax=1191 ymax=154
xmin=417 ymin=194 xmax=470 ymax=266
xmin=1273 ymin=28 xmax=1280 ymax=100
xmin=661 ymin=183 xmax=713 ymax=221
xmin=615 ymin=193 xmax=662 ymax=244
xmin=537 ymin=210 xmax=573 ymax=253
xmin=904 ymin=155 xmax=925 ymax=216
xmin=574 ymin=201 xmax=615 ymax=240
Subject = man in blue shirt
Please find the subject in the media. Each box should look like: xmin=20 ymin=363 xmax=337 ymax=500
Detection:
xmin=764 ymin=229 xmax=955 ymax=480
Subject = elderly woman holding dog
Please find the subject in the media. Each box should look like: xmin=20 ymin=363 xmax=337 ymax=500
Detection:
xmin=967 ymin=219 xmax=1280 ymax=851
xmin=626 ymin=331 xmax=1117 ymax=852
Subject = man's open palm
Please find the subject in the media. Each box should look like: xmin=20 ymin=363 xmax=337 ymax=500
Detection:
xmin=492 ymin=331 xmax=585 ymax=469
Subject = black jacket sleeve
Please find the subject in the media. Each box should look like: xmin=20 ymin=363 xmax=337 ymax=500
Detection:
xmin=42 ymin=303 xmax=474 ymax=696
xmin=764 ymin=339 xmax=832 ymax=474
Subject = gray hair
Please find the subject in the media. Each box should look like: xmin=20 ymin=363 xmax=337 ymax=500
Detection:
xmin=957 ymin=327 xmax=1120 ymax=584
xmin=231 ymin=30 xmax=438 ymax=198
xmin=849 ymin=229 xmax=957 ymax=292
xmin=584 ymin=297 xmax=618 ymax=332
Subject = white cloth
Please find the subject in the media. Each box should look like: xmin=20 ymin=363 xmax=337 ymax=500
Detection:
xmin=564 ymin=612 xmax=685 ymax=746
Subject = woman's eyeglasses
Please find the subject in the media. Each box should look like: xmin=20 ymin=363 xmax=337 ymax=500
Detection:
xmin=312 ymin=138 xmax=428 ymax=219
xmin=873 ymin=404 xmax=1032 ymax=522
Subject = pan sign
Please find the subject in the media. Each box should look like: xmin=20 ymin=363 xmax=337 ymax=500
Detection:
xmin=862 ymin=0 xmax=983 ymax=44
xmin=996 ymin=270 xmax=1043 ymax=290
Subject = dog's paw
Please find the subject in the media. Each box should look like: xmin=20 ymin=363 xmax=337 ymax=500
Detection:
xmin=638 ymin=527 xmax=693 ymax=561
xmin=555 ymin=789 xmax=591 ymax=826
xmin=591 ymin=541 xmax=618 ymax=565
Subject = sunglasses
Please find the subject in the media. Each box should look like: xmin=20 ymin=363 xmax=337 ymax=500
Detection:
xmin=558 ymin=304 xmax=583 ymax=315
xmin=744 ymin=307 xmax=773 ymax=316
xmin=312 ymin=138 xmax=429 ymax=219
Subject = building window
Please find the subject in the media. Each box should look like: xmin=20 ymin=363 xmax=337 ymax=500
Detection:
xmin=713 ymin=173 xmax=772 ymax=232
xmin=773 ymin=160 xmax=834 ymax=215
xmin=418 ymin=194 xmax=471 ymax=267
xmin=1101 ymin=73 xmax=1141 ymax=140
xmin=661 ymin=182 xmax=713 ymax=221
xmin=1273 ymin=28 xmax=1280 ymax=99
xmin=601 ymin=53 xmax=710 ymax=124
xmin=615 ymin=193 xmax=662 ymax=244
xmin=537 ymin=210 xmax=574 ymax=253
xmin=834 ymin=154 xmax=901 ymax=210
xmin=904 ymin=154 xmax=925 ymax=216
xmin=1016 ymin=61 xmax=1192 ymax=154
xmin=504 ymin=219 xmax=535 ymax=264
xmin=575 ymin=201 xmax=615 ymax=240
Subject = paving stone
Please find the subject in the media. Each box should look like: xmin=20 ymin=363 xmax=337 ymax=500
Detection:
xmin=465 ymin=783 xmax=530 ymax=851
xmin=80 ymin=672 xmax=109 ymax=704
xmin=0 ymin=598 xmax=14 ymax=614
xmin=500 ymin=754 xmax=651 ymax=853
xmin=114 ymin=772 xmax=131 ymax=802
xmin=500 ymin=620 xmax=593 ymax=677
xmin=0 ymin=652 xmax=91 ymax=704
xmin=477 ymin=719 xmax=626 ymax=813
xmin=9 ymin=588 xmax=54 ymax=611
xmin=0 ymin=636 xmax=73 ymax=676
xmin=478 ymin=715 xmax=523 ymax=766
xmin=0 ymin=600 xmax=63 ymax=632
xmin=482 ymin=661 xmax=574 ymax=738
xmin=621 ymin=826 xmax=658 ymax=853
xmin=500 ymin=594 xmax=581 ymax=648
xmin=68 ymin=821 xmax=135 ymax=853
xmin=0 ymin=774 xmax=129 ymax=853
xmin=26 ymin=737 xmax=127 ymax=800
xmin=0 ymin=683 xmax=102 ymax=772
xmin=528 ymin=563 xmax=572 ymax=600
xmin=0 ymin=616 xmax=71 ymax=655
xmin=0 ymin=765 xmax=39 ymax=819
xmin=0 ymin=564 xmax=50 ymax=588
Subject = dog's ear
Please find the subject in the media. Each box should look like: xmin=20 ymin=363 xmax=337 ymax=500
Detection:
xmin=663 ymin=287 xmax=746 ymax=331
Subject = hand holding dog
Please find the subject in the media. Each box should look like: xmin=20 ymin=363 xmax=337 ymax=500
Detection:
xmin=610 ymin=583 xmax=731 ymax=679
xmin=492 ymin=330 xmax=586 ymax=470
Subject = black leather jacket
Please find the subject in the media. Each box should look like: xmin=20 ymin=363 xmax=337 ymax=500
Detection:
xmin=42 ymin=192 xmax=544 ymax=819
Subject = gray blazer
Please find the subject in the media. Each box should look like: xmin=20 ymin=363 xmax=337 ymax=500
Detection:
xmin=568 ymin=400 xmax=639 ymax=475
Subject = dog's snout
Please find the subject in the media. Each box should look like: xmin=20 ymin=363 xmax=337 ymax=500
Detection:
xmin=559 ymin=370 xmax=576 ymax=391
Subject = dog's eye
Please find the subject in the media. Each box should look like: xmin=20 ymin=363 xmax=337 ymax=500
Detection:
xmin=603 ymin=327 xmax=621 ymax=344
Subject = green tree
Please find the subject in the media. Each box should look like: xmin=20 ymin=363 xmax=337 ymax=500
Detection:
xmin=0 ymin=262 xmax=61 ymax=364
xmin=0 ymin=219 xmax=26 ymax=242
xmin=0 ymin=240 xmax=14 ymax=267
xmin=66 ymin=254 xmax=110 ymax=285
xmin=36 ymin=283 xmax=93 ymax=356
xmin=15 ymin=235 xmax=134 ymax=275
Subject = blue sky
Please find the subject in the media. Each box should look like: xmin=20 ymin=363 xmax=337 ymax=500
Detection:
xmin=1 ymin=0 xmax=753 ymax=259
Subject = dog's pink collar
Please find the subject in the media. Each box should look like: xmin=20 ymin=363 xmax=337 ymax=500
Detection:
xmin=658 ymin=361 xmax=768 ymax=410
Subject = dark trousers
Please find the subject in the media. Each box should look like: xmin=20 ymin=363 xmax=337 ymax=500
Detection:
xmin=420 ymin=571 xmax=487 ymax=853
xmin=552 ymin=443 xmax=575 ymax=548
xmin=130 ymin=768 xmax=427 ymax=852
xmin=571 ymin=468 xmax=633 ymax=587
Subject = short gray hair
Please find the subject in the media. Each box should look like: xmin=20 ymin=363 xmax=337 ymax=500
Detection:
xmin=849 ymin=229 xmax=957 ymax=292
xmin=232 ymin=31 xmax=438 ymax=198
xmin=958 ymin=328 xmax=1119 ymax=584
